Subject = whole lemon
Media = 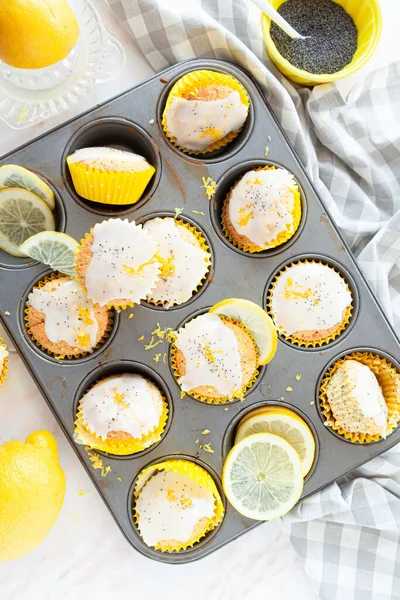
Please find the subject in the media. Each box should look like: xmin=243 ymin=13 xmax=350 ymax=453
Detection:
xmin=0 ymin=0 xmax=80 ymax=70
xmin=0 ymin=430 xmax=66 ymax=561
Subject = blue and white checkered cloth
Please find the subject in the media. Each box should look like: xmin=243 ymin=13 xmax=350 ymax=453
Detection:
xmin=108 ymin=1 xmax=400 ymax=597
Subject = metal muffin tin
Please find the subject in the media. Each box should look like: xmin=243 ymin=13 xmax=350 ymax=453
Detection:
xmin=0 ymin=59 xmax=399 ymax=564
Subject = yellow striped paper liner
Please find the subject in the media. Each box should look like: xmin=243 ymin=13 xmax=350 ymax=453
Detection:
xmin=320 ymin=351 xmax=400 ymax=443
xmin=266 ymin=259 xmax=353 ymax=348
xmin=74 ymin=377 xmax=169 ymax=455
xmin=67 ymin=156 xmax=155 ymax=205
xmin=162 ymin=69 xmax=250 ymax=155
xmin=221 ymin=165 xmax=302 ymax=253
xmin=0 ymin=339 xmax=9 ymax=387
xmin=24 ymin=272 xmax=114 ymax=360
xmin=171 ymin=315 xmax=260 ymax=404
xmin=146 ymin=218 xmax=212 ymax=307
xmin=133 ymin=458 xmax=224 ymax=552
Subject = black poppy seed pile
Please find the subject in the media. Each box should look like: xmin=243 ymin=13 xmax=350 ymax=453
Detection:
xmin=270 ymin=0 xmax=358 ymax=75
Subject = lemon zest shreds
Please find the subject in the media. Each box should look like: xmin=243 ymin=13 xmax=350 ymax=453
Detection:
xmin=265 ymin=146 xmax=269 ymax=156
xmin=202 ymin=429 xmax=210 ymax=435
xmin=198 ymin=126 xmax=223 ymax=141
xmin=76 ymin=329 xmax=91 ymax=349
xmin=166 ymin=489 xmax=178 ymax=502
xmin=113 ymin=387 xmax=129 ymax=409
xmin=202 ymin=342 xmax=216 ymax=364
xmin=174 ymin=207 xmax=184 ymax=219
xmin=192 ymin=210 xmax=205 ymax=216
xmin=144 ymin=336 xmax=163 ymax=351
xmin=117 ymin=477 xmax=122 ymax=482
xmin=204 ymin=443 xmax=214 ymax=453
xmin=296 ymin=374 xmax=301 ymax=380
xmin=78 ymin=305 xmax=94 ymax=326
xmin=166 ymin=330 xmax=178 ymax=344
xmin=86 ymin=449 xmax=111 ymax=478
xmin=286 ymin=386 xmax=293 ymax=392
xmin=153 ymin=353 xmax=162 ymax=363
xmin=128 ymin=314 xmax=133 ymax=319
xmin=201 ymin=177 xmax=217 ymax=200
xmin=163 ymin=352 xmax=167 ymax=364
xmin=122 ymin=252 xmax=160 ymax=278
xmin=157 ymin=253 xmax=176 ymax=278
xmin=138 ymin=335 xmax=144 ymax=341
xmin=252 ymin=177 xmax=262 ymax=185
xmin=237 ymin=203 xmax=254 ymax=227
xmin=77 ymin=489 xmax=90 ymax=497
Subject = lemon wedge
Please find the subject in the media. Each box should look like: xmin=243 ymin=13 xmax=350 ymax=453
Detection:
xmin=19 ymin=231 xmax=79 ymax=277
xmin=0 ymin=165 xmax=55 ymax=210
xmin=209 ymin=298 xmax=278 ymax=365
xmin=0 ymin=189 xmax=55 ymax=257
xmin=222 ymin=433 xmax=303 ymax=520
xmin=235 ymin=407 xmax=315 ymax=476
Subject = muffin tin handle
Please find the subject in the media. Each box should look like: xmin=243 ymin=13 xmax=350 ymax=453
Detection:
xmin=95 ymin=34 xmax=126 ymax=85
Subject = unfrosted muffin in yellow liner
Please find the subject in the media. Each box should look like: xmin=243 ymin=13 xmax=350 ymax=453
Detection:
xmin=74 ymin=373 xmax=169 ymax=455
xmin=143 ymin=217 xmax=211 ymax=308
xmin=162 ymin=69 xmax=250 ymax=155
xmin=66 ymin=147 xmax=155 ymax=205
xmin=75 ymin=218 xmax=161 ymax=310
xmin=221 ymin=165 xmax=302 ymax=253
xmin=267 ymin=259 xmax=353 ymax=348
xmin=0 ymin=339 xmax=9 ymax=387
xmin=171 ymin=313 xmax=259 ymax=404
xmin=319 ymin=352 xmax=400 ymax=443
xmin=25 ymin=273 xmax=114 ymax=360
xmin=133 ymin=459 xmax=224 ymax=552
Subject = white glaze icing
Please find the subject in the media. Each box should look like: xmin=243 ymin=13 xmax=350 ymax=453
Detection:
xmin=0 ymin=345 xmax=8 ymax=373
xmin=67 ymin=147 xmax=151 ymax=172
xmin=271 ymin=263 xmax=352 ymax=334
xmin=347 ymin=361 xmax=387 ymax=429
xmin=143 ymin=217 xmax=210 ymax=306
xmin=80 ymin=374 xmax=163 ymax=440
xmin=137 ymin=469 xmax=215 ymax=546
xmin=228 ymin=168 xmax=297 ymax=247
xmin=165 ymin=91 xmax=248 ymax=151
xmin=84 ymin=219 xmax=160 ymax=306
xmin=175 ymin=313 xmax=243 ymax=396
xmin=28 ymin=278 xmax=99 ymax=351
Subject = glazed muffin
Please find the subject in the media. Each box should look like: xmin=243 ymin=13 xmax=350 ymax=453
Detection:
xmin=320 ymin=352 xmax=400 ymax=443
xmin=26 ymin=275 xmax=110 ymax=358
xmin=172 ymin=312 xmax=258 ymax=403
xmin=134 ymin=459 xmax=224 ymax=552
xmin=222 ymin=166 xmax=301 ymax=252
xmin=0 ymin=341 xmax=9 ymax=386
xmin=74 ymin=373 xmax=168 ymax=455
xmin=162 ymin=69 xmax=249 ymax=154
xmin=66 ymin=147 xmax=155 ymax=205
xmin=325 ymin=360 xmax=388 ymax=438
xmin=269 ymin=261 xmax=353 ymax=346
xmin=143 ymin=217 xmax=211 ymax=307
xmin=75 ymin=218 xmax=161 ymax=309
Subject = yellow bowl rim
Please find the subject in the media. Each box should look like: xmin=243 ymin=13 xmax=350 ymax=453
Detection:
xmin=261 ymin=0 xmax=383 ymax=84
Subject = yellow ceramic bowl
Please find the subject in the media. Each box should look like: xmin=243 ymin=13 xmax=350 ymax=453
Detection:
xmin=262 ymin=0 xmax=382 ymax=86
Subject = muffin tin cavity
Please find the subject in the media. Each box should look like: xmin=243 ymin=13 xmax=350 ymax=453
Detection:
xmin=0 ymin=179 xmax=66 ymax=270
xmin=169 ymin=305 xmax=265 ymax=405
xmin=156 ymin=67 xmax=254 ymax=164
xmin=62 ymin=117 xmax=161 ymax=216
xmin=210 ymin=160 xmax=307 ymax=257
xmin=19 ymin=269 xmax=119 ymax=365
xmin=316 ymin=348 xmax=400 ymax=445
xmin=264 ymin=253 xmax=359 ymax=350
xmin=136 ymin=211 xmax=214 ymax=311
xmin=222 ymin=400 xmax=319 ymax=483
xmin=128 ymin=454 xmax=225 ymax=559
xmin=73 ymin=360 xmax=173 ymax=459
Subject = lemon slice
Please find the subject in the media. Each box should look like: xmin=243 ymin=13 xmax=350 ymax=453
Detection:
xmin=235 ymin=408 xmax=315 ymax=476
xmin=222 ymin=433 xmax=303 ymax=520
xmin=0 ymin=189 xmax=55 ymax=257
xmin=19 ymin=231 xmax=79 ymax=276
xmin=0 ymin=165 xmax=55 ymax=210
xmin=210 ymin=298 xmax=278 ymax=365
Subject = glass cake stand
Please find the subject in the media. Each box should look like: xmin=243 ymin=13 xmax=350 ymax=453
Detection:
xmin=0 ymin=0 xmax=125 ymax=129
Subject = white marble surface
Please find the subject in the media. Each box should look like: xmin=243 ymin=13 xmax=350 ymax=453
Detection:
xmin=0 ymin=1 xmax=398 ymax=598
